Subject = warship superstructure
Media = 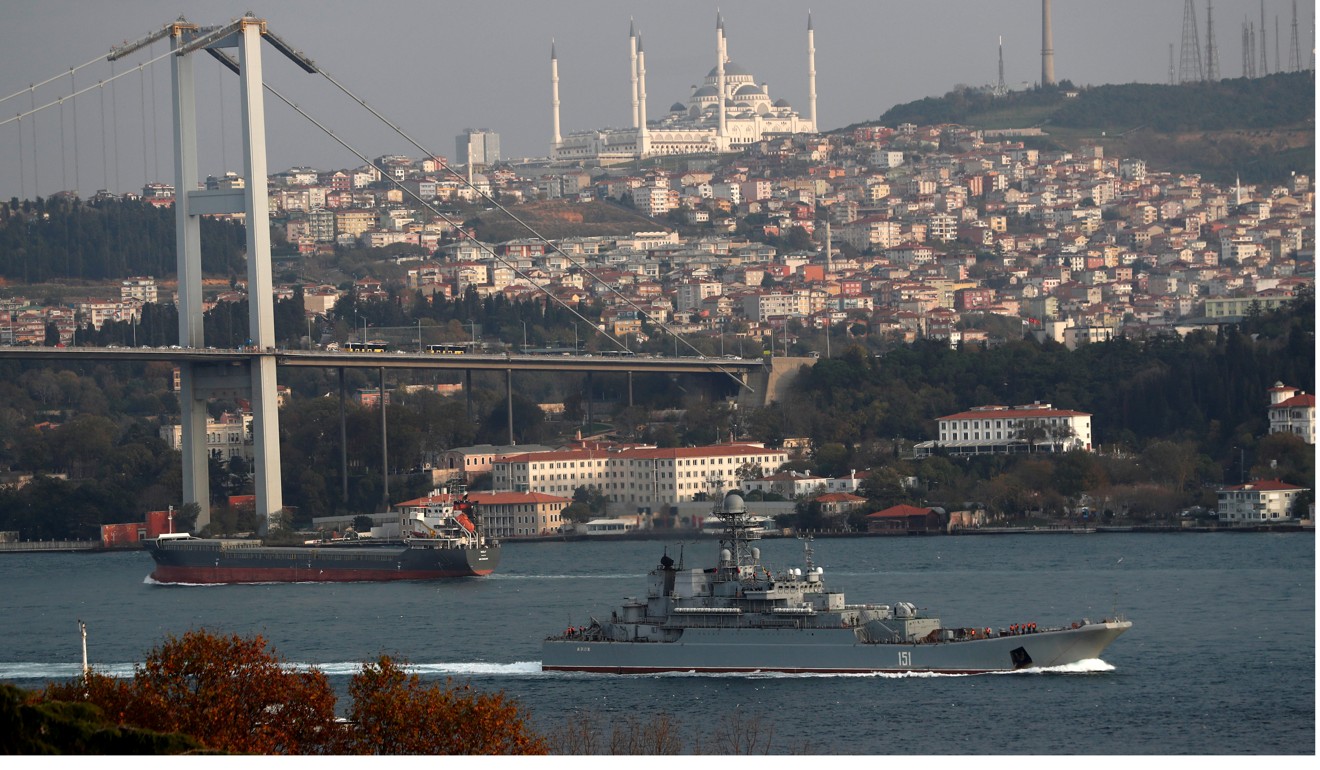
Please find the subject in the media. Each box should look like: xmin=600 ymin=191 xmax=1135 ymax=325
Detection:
xmin=542 ymin=491 xmax=1130 ymax=674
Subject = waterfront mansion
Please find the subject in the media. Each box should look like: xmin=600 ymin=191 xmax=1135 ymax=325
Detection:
xmin=915 ymin=402 xmax=1093 ymax=457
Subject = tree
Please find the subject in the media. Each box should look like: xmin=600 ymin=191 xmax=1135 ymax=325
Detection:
xmin=41 ymin=630 xmax=339 ymax=754
xmin=3 ymin=682 xmax=202 ymax=754
xmin=124 ymin=630 xmax=339 ymax=754
xmin=344 ymin=655 xmax=546 ymax=755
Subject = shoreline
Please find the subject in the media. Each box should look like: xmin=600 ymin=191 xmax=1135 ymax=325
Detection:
xmin=0 ymin=522 xmax=1310 ymax=555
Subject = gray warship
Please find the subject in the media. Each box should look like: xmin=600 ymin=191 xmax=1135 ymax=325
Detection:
xmin=541 ymin=491 xmax=1131 ymax=674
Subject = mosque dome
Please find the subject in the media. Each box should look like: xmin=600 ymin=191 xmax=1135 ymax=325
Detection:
xmin=669 ymin=102 xmax=687 ymax=112
xmin=691 ymin=85 xmax=720 ymax=98
xmin=734 ymin=83 xmax=762 ymax=96
xmin=773 ymin=98 xmax=792 ymax=108
xmin=706 ymin=60 xmax=752 ymax=78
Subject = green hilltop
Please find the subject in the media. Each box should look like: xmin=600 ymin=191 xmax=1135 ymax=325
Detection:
xmin=863 ymin=71 xmax=1314 ymax=185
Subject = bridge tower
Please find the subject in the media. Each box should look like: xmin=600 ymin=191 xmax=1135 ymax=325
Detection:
xmin=114 ymin=17 xmax=291 ymax=532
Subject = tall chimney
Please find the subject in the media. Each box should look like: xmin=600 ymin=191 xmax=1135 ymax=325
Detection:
xmin=824 ymin=220 xmax=832 ymax=274
xmin=1041 ymin=0 xmax=1056 ymax=86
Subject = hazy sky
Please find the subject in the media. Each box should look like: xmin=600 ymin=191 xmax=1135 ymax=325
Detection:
xmin=0 ymin=0 xmax=1312 ymax=201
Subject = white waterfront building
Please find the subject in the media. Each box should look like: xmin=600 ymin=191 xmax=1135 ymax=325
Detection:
xmin=916 ymin=402 xmax=1093 ymax=457
xmin=491 ymin=443 xmax=788 ymax=507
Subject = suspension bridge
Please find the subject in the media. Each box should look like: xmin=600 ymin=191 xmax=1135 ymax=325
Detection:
xmin=0 ymin=15 xmax=771 ymax=532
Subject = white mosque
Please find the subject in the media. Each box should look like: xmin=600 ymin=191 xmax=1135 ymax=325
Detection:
xmin=551 ymin=13 xmax=819 ymax=165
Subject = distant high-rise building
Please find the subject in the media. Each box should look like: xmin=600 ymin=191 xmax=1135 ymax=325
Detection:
xmin=457 ymin=129 xmax=501 ymax=168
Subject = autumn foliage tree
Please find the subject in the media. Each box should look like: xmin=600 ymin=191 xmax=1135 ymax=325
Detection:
xmin=43 ymin=630 xmax=339 ymax=754
xmin=32 ymin=631 xmax=548 ymax=755
xmin=344 ymin=655 xmax=547 ymax=755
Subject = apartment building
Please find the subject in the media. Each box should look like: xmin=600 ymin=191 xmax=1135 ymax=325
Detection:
xmin=1216 ymin=480 xmax=1307 ymax=524
xmin=492 ymin=444 xmax=788 ymax=507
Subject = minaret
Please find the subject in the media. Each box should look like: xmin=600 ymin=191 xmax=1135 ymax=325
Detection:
xmin=807 ymin=13 xmax=818 ymax=131
xmin=717 ymin=13 xmax=727 ymax=149
xmin=1041 ymin=0 xmax=1056 ymax=86
xmin=551 ymin=41 xmax=562 ymax=153
xmin=637 ymin=34 xmax=649 ymax=157
xmin=629 ymin=19 xmax=639 ymax=129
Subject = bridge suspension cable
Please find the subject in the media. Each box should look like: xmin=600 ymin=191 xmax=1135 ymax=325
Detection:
xmin=0 ymin=47 xmax=174 ymax=130
xmin=309 ymin=62 xmax=742 ymax=378
xmin=205 ymin=28 xmax=754 ymax=391
xmin=249 ymin=69 xmax=626 ymax=353
xmin=0 ymin=53 xmax=107 ymax=108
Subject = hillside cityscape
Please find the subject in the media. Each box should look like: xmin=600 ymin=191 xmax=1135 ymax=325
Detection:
xmin=0 ymin=22 xmax=1313 ymax=544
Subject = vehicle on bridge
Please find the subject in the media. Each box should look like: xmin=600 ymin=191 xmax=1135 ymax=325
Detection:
xmin=425 ymin=342 xmax=480 ymax=355
xmin=345 ymin=340 xmax=390 ymax=352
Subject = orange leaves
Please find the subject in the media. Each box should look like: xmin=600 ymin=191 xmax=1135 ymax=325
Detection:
xmin=36 ymin=631 xmax=546 ymax=755
xmin=344 ymin=655 xmax=547 ymax=755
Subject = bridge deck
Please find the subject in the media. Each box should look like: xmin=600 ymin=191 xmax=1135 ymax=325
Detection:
xmin=0 ymin=346 xmax=765 ymax=375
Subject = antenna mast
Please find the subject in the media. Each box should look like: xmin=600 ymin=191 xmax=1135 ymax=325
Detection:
xmin=1179 ymin=0 xmax=1204 ymax=82
xmin=1206 ymin=1 xmax=1221 ymax=81
xmin=1288 ymin=0 xmax=1302 ymax=71
xmin=1260 ymin=0 xmax=1269 ymax=74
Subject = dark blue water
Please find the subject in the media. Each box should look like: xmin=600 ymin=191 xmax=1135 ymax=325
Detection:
xmin=0 ymin=533 xmax=1312 ymax=754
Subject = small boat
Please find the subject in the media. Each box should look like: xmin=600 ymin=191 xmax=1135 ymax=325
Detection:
xmin=542 ymin=491 xmax=1130 ymax=674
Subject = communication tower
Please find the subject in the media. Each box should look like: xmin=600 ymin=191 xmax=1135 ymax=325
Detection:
xmin=1206 ymin=1 xmax=1221 ymax=81
xmin=1179 ymin=0 xmax=1204 ymax=82
xmin=1287 ymin=0 xmax=1301 ymax=70
xmin=1260 ymin=0 xmax=1269 ymax=75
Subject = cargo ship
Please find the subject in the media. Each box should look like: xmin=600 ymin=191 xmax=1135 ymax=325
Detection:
xmin=542 ymin=491 xmax=1130 ymax=674
xmin=146 ymin=493 xmax=498 ymax=584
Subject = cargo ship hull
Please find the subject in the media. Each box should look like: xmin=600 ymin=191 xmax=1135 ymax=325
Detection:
xmin=147 ymin=539 xmax=499 ymax=584
xmin=542 ymin=620 xmax=1130 ymax=674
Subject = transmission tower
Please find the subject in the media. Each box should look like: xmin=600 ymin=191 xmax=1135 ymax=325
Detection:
xmin=1288 ymin=0 xmax=1301 ymax=71
xmin=1179 ymin=0 xmax=1204 ymax=82
xmin=1260 ymin=0 xmax=1269 ymax=74
xmin=1206 ymin=1 xmax=1221 ymax=81
xmin=1276 ymin=15 xmax=1282 ymax=72
xmin=1243 ymin=21 xmax=1255 ymax=78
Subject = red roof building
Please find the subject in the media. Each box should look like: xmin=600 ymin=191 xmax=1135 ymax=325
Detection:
xmin=865 ymin=504 xmax=942 ymax=533
xmin=1267 ymin=382 xmax=1315 ymax=444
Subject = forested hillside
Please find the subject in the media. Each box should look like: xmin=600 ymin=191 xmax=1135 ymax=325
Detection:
xmin=870 ymin=71 xmax=1314 ymax=183
xmin=0 ymin=197 xmax=246 ymax=282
